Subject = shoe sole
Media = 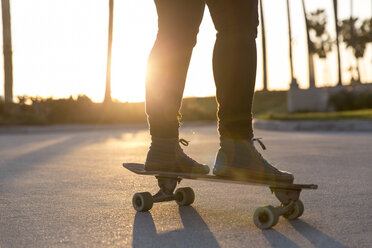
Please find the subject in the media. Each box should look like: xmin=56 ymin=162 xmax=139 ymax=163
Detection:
xmin=213 ymin=166 xmax=294 ymax=184
xmin=145 ymin=163 xmax=210 ymax=175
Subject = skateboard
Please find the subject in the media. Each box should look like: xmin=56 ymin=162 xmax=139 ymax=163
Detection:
xmin=123 ymin=163 xmax=318 ymax=229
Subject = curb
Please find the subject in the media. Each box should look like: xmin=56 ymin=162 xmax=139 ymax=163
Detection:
xmin=254 ymin=119 xmax=372 ymax=132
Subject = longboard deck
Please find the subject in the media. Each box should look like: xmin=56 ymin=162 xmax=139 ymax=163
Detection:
xmin=123 ymin=163 xmax=318 ymax=190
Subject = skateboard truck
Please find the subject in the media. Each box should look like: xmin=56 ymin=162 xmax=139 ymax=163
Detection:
xmin=152 ymin=177 xmax=180 ymax=203
xmin=132 ymin=176 xmax=195 ymax=213
xmin=270 ymin=186 xmax=301 ymax=204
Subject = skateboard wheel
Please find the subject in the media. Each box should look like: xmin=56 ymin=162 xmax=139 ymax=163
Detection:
xmin=175 ymin=187 xmax=195 ymax=206
xmin=283 ymin=200 xmax=304 ymax=220
xmin=253 ymin=205 xmax=279 ymax=229
xmin=132 ymin=192 xmax=153 ymax=212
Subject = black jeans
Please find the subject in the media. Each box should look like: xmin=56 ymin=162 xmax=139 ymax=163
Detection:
xmin=146 ymin=0 xmax=259 ymax=139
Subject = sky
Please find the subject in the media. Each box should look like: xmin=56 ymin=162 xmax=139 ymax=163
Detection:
xmin=1 ymin=0 xmax=372 ymax=102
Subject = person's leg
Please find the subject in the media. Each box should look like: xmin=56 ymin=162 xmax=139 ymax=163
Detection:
xmin=146 ymin=0 xmax=205 ymax=138
xmin=145 ymin=0 xmax=209 ymax=174
xmin=206 ymin=0 xmax=293 ymax=182
xmin=206 ymin=0 xmax=258 ymax=139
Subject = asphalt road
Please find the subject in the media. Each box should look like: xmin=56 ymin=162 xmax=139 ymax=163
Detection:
xmin=0 ymin=123 xmax=371 ymax=247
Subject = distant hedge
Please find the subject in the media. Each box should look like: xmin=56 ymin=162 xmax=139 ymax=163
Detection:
xmin=0 ymin=95 xmax=147 ymax=125
xmin=329 ymin=90 xmax=372 ymax=111
xmin=0 ymin=91 xmax=287 ymax=125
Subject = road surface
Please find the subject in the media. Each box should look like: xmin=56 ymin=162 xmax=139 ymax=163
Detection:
xmin=0 ymin=123 xmax=371 ymax=247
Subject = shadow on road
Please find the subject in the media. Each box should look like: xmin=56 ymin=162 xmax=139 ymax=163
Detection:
xmin=0 ymin=135 xmax=77 ymax=183
xmin=262 ymin=229 xmax=300 ymax=248
xmin=290 ymin=220 xmax=347 ymax=248
xmin=262 ymin=219 xmax=347 ymax=248
xmin=133 ymin=206 xmax=220 ymax=248
xmin=0 ymin=129 xmax=143 ymax=184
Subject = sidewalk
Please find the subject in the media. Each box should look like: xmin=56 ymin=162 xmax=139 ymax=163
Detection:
xmin=254 ymin=119 xmax=372 ymax=132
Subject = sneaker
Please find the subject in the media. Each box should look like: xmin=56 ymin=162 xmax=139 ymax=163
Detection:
xmin=145 ymin=137 xmax=210 ymax=174
xmin=213 ymin=137 xmax=294 ymax=183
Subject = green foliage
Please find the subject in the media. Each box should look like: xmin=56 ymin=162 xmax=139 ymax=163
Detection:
xmin=307 ymin=9 xmax=332 ymax=58
xmin=0 ymin=95 xmax=147 ymax=125
xmin=329 ymin=89 xmax=372 ymax=111
xmin=259 ymin=109 xmax=372 ymax=121
xmin=252 ymin=91 xmax=287 ymax=116
xmin=181 ymin=91 xmax=287 ymax=121
xmin=181 ymin=97 xmax=217 ymax=122
xmin=338 ymin=17 xmax=371 ymax=83
xmin=361 ymin=18 xmax=372 ymax=43
xmin=0 ymin=91 xmax=288 ymax=125
xmin=0 ymin=97 xmax=3 ymax=115
xmin=339 ymin=17 xmax=371 ymax=59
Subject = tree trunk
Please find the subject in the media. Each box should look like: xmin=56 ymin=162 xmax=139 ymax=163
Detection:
xmin=286 ymin=0 xmax=298 ymax=88
xmin=104 ymin=0 xmax=114 ymax=104
xmin=333 ymin=0 xmax=343 ymax=86
xmin=1 ymin=0 xmax=13 ymax=103
xmin=356 ymin=58 xmax=361 ymax=83
xmin=349 ymin=0 xmax=360 ymax=83
xmin=302 ymin=0 xmax=316 ymax=88
xmin=260 ymin=0 xmax=268 ymax=91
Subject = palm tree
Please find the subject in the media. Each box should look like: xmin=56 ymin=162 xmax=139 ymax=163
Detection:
xmin=308 ymin=9 xmax=332 ymax=57
xmin=286 ymin=0 xmax=298 ymax=88
xmin=339 ymin=17 xmax=369 ymax=84
xmin=260 ymin=0 xmax=268 ymax=91
xmin=333 ymin=0 xmax=343 ymax=86
xmin=307 ymin=9 xmax=333 ymax=86
xmin=302 ymin=0 xmax=315 ymax=88
xmin=1 ymin=0 xmax=13 ymax=103
xmin=104 ymin=0 xmax=114 ymax=104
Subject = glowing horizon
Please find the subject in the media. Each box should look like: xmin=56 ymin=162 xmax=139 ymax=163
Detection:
xmin=1 ymin=0 xmax=372 ymax=103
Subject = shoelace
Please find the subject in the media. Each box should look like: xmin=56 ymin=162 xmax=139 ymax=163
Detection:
xmin=252 ymin=137 xmax=266 ymax=150
xmin=179 ymin=138 xmax=190 ymax=146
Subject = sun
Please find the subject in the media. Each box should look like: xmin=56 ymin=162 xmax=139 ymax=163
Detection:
xmin=110 ymin=48 xmax=148 ymax=103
